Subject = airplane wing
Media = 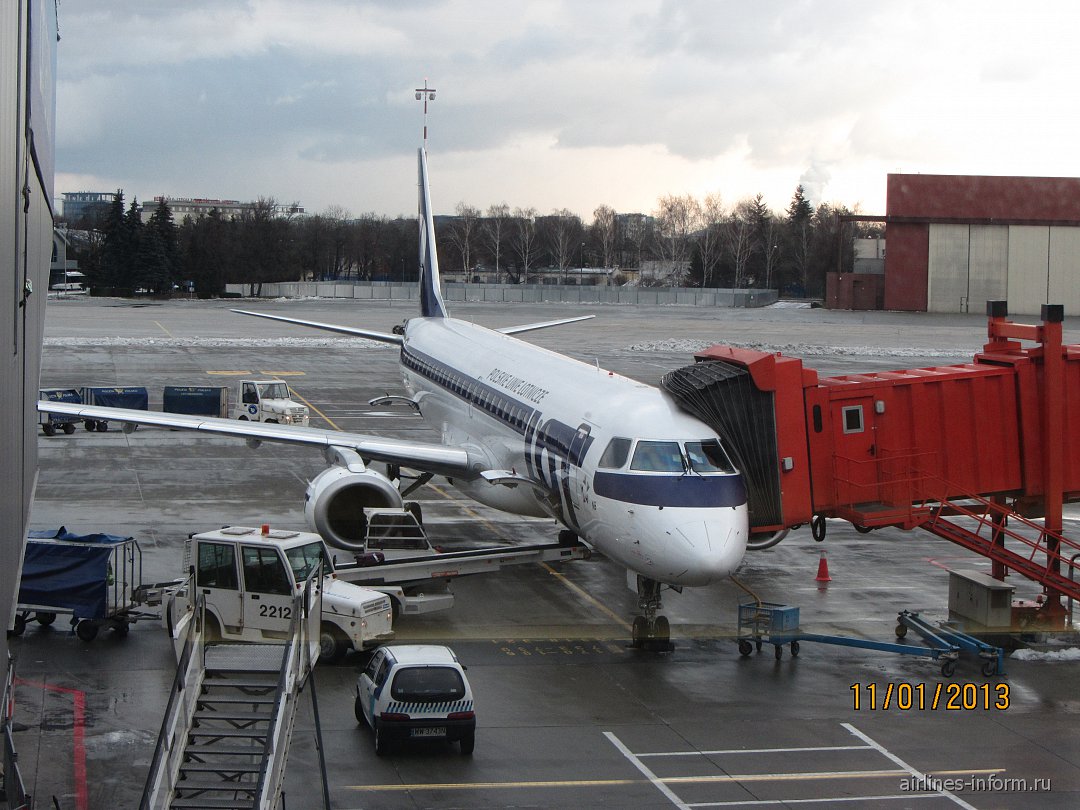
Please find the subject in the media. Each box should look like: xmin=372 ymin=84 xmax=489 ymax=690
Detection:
xmin=37 ymin=401 xmax=473 ymax=476
xmin=230 ymin=309 xmax=403 ymax=345
xmin=497 ymin=315 xmax=594 ymax=335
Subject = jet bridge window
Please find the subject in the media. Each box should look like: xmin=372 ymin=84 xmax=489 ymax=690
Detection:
xmin=598 ymin=437 xmax=631 ymax=469
xmin=630 ymin=440 xmax=685 ymax=473
xmin=842 ymin=405 xmax=865 ymax=434
xmin=685 ymin=439 xmax=737 ymax=474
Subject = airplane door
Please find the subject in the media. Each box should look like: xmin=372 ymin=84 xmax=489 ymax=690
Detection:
xmin=833 ymin=398 xmax=880 ymax=504
xmin=195 ymin=541 xmax=243 ymax=630
xmin=240 ymin=545 xmax=296 ymax=635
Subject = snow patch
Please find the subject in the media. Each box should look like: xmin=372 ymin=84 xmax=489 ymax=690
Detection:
xmin=1011 ymin=647 xmax=1080 ymax=662
xmin=44 ymin=336 xmax=391 ymax=349
xmin=624 ymin=338 xmax=974 ymax=360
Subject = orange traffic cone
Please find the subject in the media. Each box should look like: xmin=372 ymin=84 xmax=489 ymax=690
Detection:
xmin=815 ymin=549 xmax=831 ymax=582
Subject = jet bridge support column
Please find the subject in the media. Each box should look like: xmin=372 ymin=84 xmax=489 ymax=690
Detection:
xmin=983 ymin=301 xmax=1067 ymax=622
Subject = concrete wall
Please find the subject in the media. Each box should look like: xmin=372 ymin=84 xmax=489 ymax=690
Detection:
xmin=228 ymin=281 xmax=779 ymax=308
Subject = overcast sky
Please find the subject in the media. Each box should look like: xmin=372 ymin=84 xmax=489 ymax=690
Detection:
xmin=55 ymin=1 xmax=1080 ymax=221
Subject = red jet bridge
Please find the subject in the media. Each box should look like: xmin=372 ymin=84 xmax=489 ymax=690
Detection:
xmin=662 ymin=301 xmax=1080 ymax=626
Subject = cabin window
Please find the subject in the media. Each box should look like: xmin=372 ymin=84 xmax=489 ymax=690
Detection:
xmin=630 ymin=440 xmax=685 ymax=473
xmin=198 ymin=542 xmax=238 ymax=589
xmin=241 ymin=546 xmax=292 ymax=595
xmin=812 ymin=404 xmax=823 ymax=433
xmin=842 ymin=405 xmax=864 ymax=434
xmin=598 ymin=437 xmax=631 ymax=469
xmin=685 ymin=439 xmax=736 ymax=474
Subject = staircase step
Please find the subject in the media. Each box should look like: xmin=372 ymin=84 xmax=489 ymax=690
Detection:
xmin=201 ymin=679 xmax=278 ymax=691
xmin=197 ymin=695 xmax=275 ymax=706
xmin=194 ymin=711 xmax=272 ymax=724
xmin=180 ymin=763 xmax=262 ymax=775
xmin=171 ymin=799 xmax=255 ymax=810
xmin=189 ymin=728 xmax=269 ymax=740
xmin=184 ymin=746 xmax=266 ymax=759
xmin=176 ymin=780 xmax=256 ymax=794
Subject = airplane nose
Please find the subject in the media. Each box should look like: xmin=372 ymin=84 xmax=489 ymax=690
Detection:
xmin=675 ymin=517 xmax=747 ymax=585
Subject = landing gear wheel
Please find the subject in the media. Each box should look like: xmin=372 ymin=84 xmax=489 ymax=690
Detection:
xmin=738 ymin=640 xmax=753 ymax=657
xmin=790 ymin=641 xmax=800 ymax=657
xmin=35 ymin=611 xmax=57 ymax=626
xmin=655 ymin=616 xmax=670 ymax=644
xmin=940 ymin=659 xmax=956 ymax=678
xmin=774 ymin=644 xmax=783 ymax=660
xmin=895 ymin=624 xmax=908 ymax=639
xmin=42 ymin=423 xmax=56 ymax=436
xmin=63 ymin=423 xmax=76 ymax=435
xmin=319 ymin=624 xmax=348 ymax=663
xmin=459 ymin=732 xmax=475 ymax=755
xmin=811 ymin=514 xmax=827 ymax=542
xmin=76 ymin=620 xmax=99 ymax=641
xmin=981 ymin=659 xmax=998 ymax=677
xmin=631 ymin=616 xmax=646 ymax=648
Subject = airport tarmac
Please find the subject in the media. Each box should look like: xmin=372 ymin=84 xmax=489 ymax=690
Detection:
xmin=12 ymin=296 xmax=1080 ymax=809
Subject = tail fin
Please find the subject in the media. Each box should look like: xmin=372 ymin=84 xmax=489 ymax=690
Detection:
xmin=417 ymin=148 xmax=448 ymax=318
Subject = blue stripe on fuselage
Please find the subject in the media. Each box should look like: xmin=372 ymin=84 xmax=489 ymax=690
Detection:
xmin=593 ymin=471 xmax=747 ymax=508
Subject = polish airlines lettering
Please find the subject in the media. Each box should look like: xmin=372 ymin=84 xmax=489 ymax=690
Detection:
xmin=486 ymin=368 xmax=550 ymax=404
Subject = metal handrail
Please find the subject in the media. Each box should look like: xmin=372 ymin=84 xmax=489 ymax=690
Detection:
xmin=139 ymin=585 xmax=201 ymax=810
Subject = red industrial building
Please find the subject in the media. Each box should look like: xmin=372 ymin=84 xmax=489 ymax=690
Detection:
xmin=830 ymin=174 xmax=1080 ymax=315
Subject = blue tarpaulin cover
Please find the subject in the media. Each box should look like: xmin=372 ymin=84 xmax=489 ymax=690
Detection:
xmin=21 ymin=527 xmax=132 ymax=619
xmin=83 ymin=387 xmax=148 ymax=410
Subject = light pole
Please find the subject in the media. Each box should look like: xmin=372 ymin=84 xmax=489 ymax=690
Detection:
xmin=414 ymin=79 xmax=436 ymax=148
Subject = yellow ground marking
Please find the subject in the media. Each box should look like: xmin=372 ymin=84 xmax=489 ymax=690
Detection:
xmin=153 ymin=320 xmax=174 ymax=338
xmin=345 ymin=768 xmax=1004 ymax=793
xmin=258 ymin=370 xmax=306 ymax=376
xmin=429 ymin=484 xmax=631 ymax=631
xmin=206 ymin=371 xmax=252 ymax=376
xmin=286 ymin=387 xmax=341 ymax=431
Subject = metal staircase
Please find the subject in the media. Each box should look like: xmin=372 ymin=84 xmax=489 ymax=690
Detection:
xmin=140 ymin=581 xmax=320 ymax=810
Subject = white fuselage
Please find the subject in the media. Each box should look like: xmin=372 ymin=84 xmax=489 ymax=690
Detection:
xmin=399 ymin=318 xmax=749 ymax=587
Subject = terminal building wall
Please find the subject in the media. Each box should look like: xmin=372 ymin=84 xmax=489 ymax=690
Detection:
xmin=2 ymin=1 xmax=56 ymax=670
xmin=885 ymin=174 xmax=1080 ymax=315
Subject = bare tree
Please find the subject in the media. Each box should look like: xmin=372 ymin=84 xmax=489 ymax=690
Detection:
xmin=510 ymin=207 xmax=538 ymax=282
xmin=592 ymin=204 xmax=617 ymax=272
xmin=761 ymin=217 xmax=783 ymax=290
xmin=483 ymin=202 xmax=510 ymax=282
xmin=546 ymin=208 xmax=583 ymax=283
xmin=446 ymin=202 xmax=481 ymax=276
xmin=724 ymin=199 xmax=756 ymax=289
xmin=696 ymin=192 xmax=724 ymax=287
xmin=652 ymin=193 xmax=700 ymax=286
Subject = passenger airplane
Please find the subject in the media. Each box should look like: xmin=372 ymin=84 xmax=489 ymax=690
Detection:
xmin=40 ymin=148 xmax=750 ymax=647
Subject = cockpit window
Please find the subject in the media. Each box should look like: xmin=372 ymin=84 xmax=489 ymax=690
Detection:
xmin=598 ymin=437 xmax=632 ymax=469
xmin=630 ymin=441 xmax=685 ymax=472
xmin=685 ymin=439 xmax=736 ymax=474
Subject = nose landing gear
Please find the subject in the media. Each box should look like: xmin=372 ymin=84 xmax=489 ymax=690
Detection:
xmin=630 ymin=576 xmax=674 ymax=652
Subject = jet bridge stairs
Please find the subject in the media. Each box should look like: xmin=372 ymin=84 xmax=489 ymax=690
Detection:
xmin=139 ymin=583 xmax=322 ymax=810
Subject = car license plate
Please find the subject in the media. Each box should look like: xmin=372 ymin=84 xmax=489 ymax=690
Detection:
xmin=410 ymin=726 xmax=446 ymax=738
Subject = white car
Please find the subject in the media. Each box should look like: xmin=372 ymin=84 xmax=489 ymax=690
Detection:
xmin=355 ymin=644 xmax=476 ymax=755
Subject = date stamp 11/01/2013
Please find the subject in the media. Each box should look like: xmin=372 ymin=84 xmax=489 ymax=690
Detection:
xmin=851 ymin=681 xmax=1009 ymax=711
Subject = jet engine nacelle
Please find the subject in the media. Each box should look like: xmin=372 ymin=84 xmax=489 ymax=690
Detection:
xmin=305 ymin=462 xmax=402 ymax=551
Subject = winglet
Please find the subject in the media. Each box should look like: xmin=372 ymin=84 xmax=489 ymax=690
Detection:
xmin=418 ymin=148 xmax=448 ymax=318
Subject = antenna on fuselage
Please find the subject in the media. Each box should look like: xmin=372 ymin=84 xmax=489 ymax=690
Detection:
xmin=414 ymin=78 xmax=436 ymax=149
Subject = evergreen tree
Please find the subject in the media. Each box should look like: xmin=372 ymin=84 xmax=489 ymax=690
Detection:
xmin=783 ymin=185 xmax=814 ymax=296
xmin=119 ymin=198 xmax=143 ymax=290
xmin=147 ymin=199 xmax=179 ymax=286
xmin=100 ymin=190 xmax=126 ymax=288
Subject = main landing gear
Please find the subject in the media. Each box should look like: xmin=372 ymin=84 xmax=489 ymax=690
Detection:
xmin=630 ymin=576 xmax=674 ymax=652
